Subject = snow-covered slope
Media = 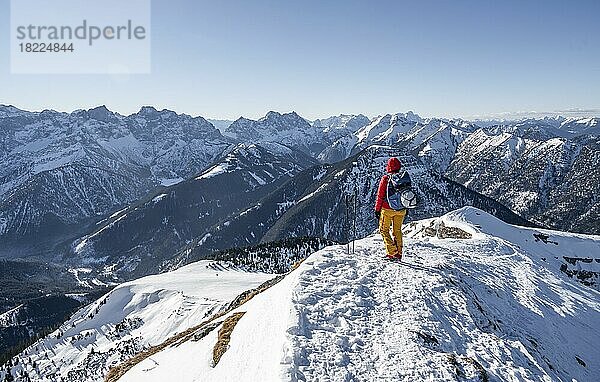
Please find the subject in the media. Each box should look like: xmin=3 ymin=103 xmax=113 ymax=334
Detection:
xmin=256 ymin=145 xmax=531 ymax=246
xmin=312 ymin=114 xmax=370 ymax=163
xmin=280 ymin=209 xmax=598 ymax=381
xmin=4 ymin=261 xmax=274 ymax=381
xmin=447 ymin=129 xmax=600 ymax=234
xmin=311 ymin=114 xmax=370 ymax=133
xmin=17 ymin=207 xmax=592 ymax=382
xmin=0 ymin=105 xmax=231 ymax=258
xmin=225 ymin=112 xmax=325 ymax=157
xmin=484 ymin=116 xmax=600 ymax=139
xmin=64 ymin=142 xmax=318 ymax=280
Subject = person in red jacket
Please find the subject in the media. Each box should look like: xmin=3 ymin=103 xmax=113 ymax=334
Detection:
xmin=374 ymin=157 xmax=410 ymax=260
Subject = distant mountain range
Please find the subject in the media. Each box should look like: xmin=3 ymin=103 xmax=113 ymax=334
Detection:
xmin=0 ymin=106 xmax=600 ymax=259
xmin=0 ymin=105 xmax=231 ymax=259
xmin=1 ymin=104 xmax=598 ymax=265
xmin=0 ymin=103 xmax=598 ymax=365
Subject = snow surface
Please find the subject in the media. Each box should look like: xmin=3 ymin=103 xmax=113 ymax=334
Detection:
xmin=159 ymin=178 xmax=184 ymax=186
xmin=151 ymin=193 xmax=168 ymax=203
xmin=297 ymin=183 xmax=329 ymax=203
xmin=10 ymin=261 xmax=274 ymax=381
xmin=0 ymin=304 xmax=24 ymax=327
xmin=196 ymin=163 xmax=230 ymax=180
xmin=117 ymin=207 xmax=600 ymax=382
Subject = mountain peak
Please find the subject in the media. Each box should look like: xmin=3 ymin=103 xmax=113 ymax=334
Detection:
xmin=403 ymin=110 xmax=422 ymax=122
xmin=0 ymin=104 xmax=22 ymax=112
xmin=87 ymin=105 xmax=116 ymax=122
xmin=258 ymin=110 xmax=307 ymax=125
xmin=263 ymin=110 xmax=282 ymax=119
xmin=137 ymin=105 xmax=159 ymax=116
xmin=227 ymin=111 xmax=311 ymax=138
xmin=391 ymin=111 xmax=422 ymax=123
xmin=233 ymin=116 xmax=253 ymax=123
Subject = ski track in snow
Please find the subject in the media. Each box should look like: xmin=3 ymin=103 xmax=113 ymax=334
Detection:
xmin=286 ymin=234 xmax=599 ymax=382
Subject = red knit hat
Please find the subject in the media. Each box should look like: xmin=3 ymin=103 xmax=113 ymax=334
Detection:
xmin=386 ymin=157 xmax=401 ymax=173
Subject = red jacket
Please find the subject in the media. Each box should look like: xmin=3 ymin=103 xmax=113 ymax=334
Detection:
xmin=375 ymin=175 xmax=390 ymax=211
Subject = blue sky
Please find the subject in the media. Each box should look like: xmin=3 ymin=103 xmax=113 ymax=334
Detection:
xmin=0 ymin=0 xmax=598 ymax=120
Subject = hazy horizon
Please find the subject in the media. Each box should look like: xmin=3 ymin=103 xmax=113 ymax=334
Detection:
xmin=2 ymin=101 xmax=599 ymax=123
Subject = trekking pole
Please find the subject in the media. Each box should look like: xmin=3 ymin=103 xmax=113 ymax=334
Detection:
xmin=351 ymin=161 xmax=358 ymax=255
xmin=344 ymin=194 xmax=350 ymax=256
xmin=352 ymin=188 xmax=357 ymax=255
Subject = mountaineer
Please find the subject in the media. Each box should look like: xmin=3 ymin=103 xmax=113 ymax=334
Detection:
xmin=374 ymin=157 xmax=413 ymax=260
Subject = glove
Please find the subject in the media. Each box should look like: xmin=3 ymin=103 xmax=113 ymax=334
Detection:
xmin=375 ymin=210 xmax=381 ymax=220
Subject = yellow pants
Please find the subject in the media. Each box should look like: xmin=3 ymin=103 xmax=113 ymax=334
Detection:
xmin=379 ymin=208 xmax=406 ymax=257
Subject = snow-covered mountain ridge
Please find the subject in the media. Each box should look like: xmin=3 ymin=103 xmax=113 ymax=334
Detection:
xmin=1 ymin=105 xmax=598 ymax=261
xmin=446 ymin=129 xmax=600 ymax=233
xmin=0 ymin=105 xmax=232 ymax=258
xmin=62 ymin=142 xmax=319 ymax=279
xmin=224 ymin=110 xmax=599 ymax=235
xmin=5 ymin=207 xmax=598 ymax=382
xmin=117 ymin=207 xmax=599 ymax=382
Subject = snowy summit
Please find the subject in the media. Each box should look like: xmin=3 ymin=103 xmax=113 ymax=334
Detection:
xmin=11 ymin=207 xmax=599 ymax=382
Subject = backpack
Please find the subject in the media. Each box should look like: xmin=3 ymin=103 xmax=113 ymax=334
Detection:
xmin=386 ymin=171 xmax=414 ymax=210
